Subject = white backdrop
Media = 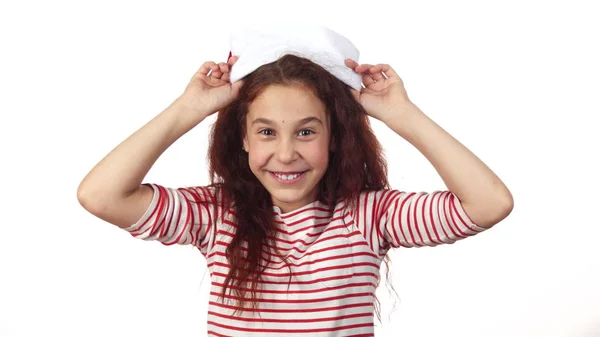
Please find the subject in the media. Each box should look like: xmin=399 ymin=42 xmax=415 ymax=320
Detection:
xmin=1 ymin=0 xmax=599 ymax=336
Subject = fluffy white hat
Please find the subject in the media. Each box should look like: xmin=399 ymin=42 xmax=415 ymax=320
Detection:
xmin=227 ymin=23 xmax=362 ymax=91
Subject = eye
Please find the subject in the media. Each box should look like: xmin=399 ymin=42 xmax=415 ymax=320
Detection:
xmin=258 ymin=129 xmax=274 ymax=136
xmin=258 ymin=129 xmax=315 ymax=137
xmin=299 ymin=129 xmax=315 ymax=137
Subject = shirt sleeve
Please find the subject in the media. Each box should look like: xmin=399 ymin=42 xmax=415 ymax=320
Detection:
xmin=122 ymin=183 xmax=222 ymax=257
xmin=352 ymin=189 xmax=489 ymax=254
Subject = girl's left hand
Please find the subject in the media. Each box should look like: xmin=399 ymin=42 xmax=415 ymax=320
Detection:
xmin=345 ymin=59 xmax=414 ymax=122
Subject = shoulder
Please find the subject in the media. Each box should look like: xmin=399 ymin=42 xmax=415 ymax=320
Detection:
xmin=334 ymin=189 xmax=387 ymax=213
xmin=336 ymin=189 xmax=416 ymax=221
xmin=174 ymin=183 xmax=228 ymax=203
xmin=346 ymin=189 xmax=403 ymax=207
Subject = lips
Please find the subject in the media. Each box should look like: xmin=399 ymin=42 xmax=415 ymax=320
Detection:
xmin=268 ymin=170 xmax=308 ymax=184
xmin=270 ymin=171 xmax=307 ymax=175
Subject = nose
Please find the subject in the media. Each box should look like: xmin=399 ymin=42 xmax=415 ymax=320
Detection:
xmin=275 ymin=138 xmax=298 ymax=163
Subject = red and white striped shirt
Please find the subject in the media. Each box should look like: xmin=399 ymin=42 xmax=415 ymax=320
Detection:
xmin=124 ymin=183 xmax=487 ymax=336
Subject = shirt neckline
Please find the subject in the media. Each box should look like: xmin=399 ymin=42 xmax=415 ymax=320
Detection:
xmin=272 ymin=199 xmax=326 ymax=217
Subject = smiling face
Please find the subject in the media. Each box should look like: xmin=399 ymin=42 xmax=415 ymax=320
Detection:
xmin=243 ymin=84 xmax=331 ymax=213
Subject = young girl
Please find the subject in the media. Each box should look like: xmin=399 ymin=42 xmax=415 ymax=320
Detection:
xmin=78 ymin=33 xmax=513 ymax=336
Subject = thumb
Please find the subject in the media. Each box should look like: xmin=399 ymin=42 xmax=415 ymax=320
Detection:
xmin=350 ymin=88 xmax=360 ymax=102
xmin=231 ymin=79 xmax=244 ymax=94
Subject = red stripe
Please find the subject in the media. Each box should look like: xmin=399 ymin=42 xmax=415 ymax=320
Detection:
xmin=388 ymin=191 xmax=407 ymax=247
xmin=369 ymin=191 xmax=379 ymax=253
xmin=208 ymin=261 xmax=376 ymax=279
xmin=210 ymin=291 xmax=373 ymax=304
xmin=397 ymin=192 xmax=413 ymax=246
xmin=412 ymin=193 xmax=427 ymax=245
xmin=208 ymin=331 xmax=231 ymax=337
xmin=208 ymin=300 xmax=373 ymax=313
xmin=208 ymin=249 xmax=375 ymax=271
xmin=209 ymin=234 xmax=367 ymax=261
xmin=210 ymin=271 xmax=378 ymax=286
xmin=442 ymin=192 xmax=462 ymax=238
xmin=210 ymin=281 xmax=377 ymax=295
xmin=428 ymin=192 xmax=444 ymax=244
xmin=207 ymin=321 xmax=374 ymax=334
xmin=207 ymin=241 xmax=373 ymax=265
xmin=208 ymin=310 xmax=372 ymax=323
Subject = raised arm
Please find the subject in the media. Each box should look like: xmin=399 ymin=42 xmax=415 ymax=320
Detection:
xmin=76 ymin=98 xmax=207 ymax=229
xmin=77 ymin=58 xmax=242 ymax=230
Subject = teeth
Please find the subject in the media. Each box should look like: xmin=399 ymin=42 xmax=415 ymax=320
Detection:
xmin=274 ymin=172 xmax=302 ymax=180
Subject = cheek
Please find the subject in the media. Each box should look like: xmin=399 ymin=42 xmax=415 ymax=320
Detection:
xmin=247 ymin=146 xmax=271 ymax=169
xmin=305 ymin=141 xmax=330 ymax=170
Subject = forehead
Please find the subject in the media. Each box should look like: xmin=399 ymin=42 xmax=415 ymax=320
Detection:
xmin=247 ymin=84 xmax=327 ymax=121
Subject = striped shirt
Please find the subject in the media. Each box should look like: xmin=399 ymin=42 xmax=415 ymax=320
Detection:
xmin=124 ymin=183 xmax=488 ymax=336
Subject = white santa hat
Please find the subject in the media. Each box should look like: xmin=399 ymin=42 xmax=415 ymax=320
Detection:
xmin=227 ymin=23 xmax=362 ymax=91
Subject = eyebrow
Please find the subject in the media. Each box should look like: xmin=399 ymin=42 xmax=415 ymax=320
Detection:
xmin=251 ymin=116 xmax=323 ymax=127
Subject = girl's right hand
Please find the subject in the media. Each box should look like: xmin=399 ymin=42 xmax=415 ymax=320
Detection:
xmin=179 ymin=55 xmax=243 ymax=118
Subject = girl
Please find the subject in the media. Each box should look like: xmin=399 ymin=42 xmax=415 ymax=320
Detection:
xmin=78 ymin=47 xmax=513 ymax=336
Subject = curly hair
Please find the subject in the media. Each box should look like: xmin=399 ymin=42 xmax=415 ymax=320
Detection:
xmin=205 ymin=54 xmax=398 ymax=322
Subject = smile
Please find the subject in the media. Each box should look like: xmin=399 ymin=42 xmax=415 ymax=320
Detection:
xmin=269 ymin=171 xmax=308 ymax=184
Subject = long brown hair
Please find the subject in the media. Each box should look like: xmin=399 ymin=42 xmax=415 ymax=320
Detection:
xmin=206 ymin=54 xmax=398 ymax=322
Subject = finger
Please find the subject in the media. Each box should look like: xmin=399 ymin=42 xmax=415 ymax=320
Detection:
xmin=196 ymin=61 xmax=218 ymax=76
xmin=350 ymin=63 xmax=374 ymax=86
xmin=218 ymin=62 xmax=229 ymax=73
xmin=345 ymin=59 xmax=358 ymax=68
xmin=355 ymin=63 xmax=374 ymax=74
xmin=362 ymin=73 xmax=376 ymax=87
xmin=214 ymin=62 xmax=229 ymax=79
xmin=369 ymin=64 xmax=386 ymax=81
xmin=217 ymin=62 xmax=229 ymax=82
xmin=358 ymin=63 xmax=378 ymax=85
xmin=368 ymin=63 xmax=386 ymax=81
xmin=222 ymin=70 xmax=231 ymax=82
xmin=228 ymin=55 xmax=239 ymax=67
xmin=211 ymin=77 xmax=229 ymax=86
xmin=222 ymin=71 xmax=230 ymax=82
xmin=210 ymin=64 xmax=223 ymax=79
xmin=372 ymin=63 xmax=398 ymax=79
xmin=203 ymin=75 xmax=229 ymax=87
xmin=346 ymin=60 xmax=377 ymax=87
xmin=346 ymin=59 xmax=370 ymax=76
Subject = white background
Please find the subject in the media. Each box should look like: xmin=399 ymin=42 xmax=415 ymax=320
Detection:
xmin=1 ymin=0 xmax=599 ymax=336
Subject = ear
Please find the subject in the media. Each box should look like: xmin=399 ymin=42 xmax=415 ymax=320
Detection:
xmin=329 ymin=137 xmax=336 ymax=152
xmin=243 ymin=136 xmax=249 ymax=152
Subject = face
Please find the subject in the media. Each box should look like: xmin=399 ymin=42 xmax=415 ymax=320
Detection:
xmin=243 ymin=84 xmax=331 ymax=213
